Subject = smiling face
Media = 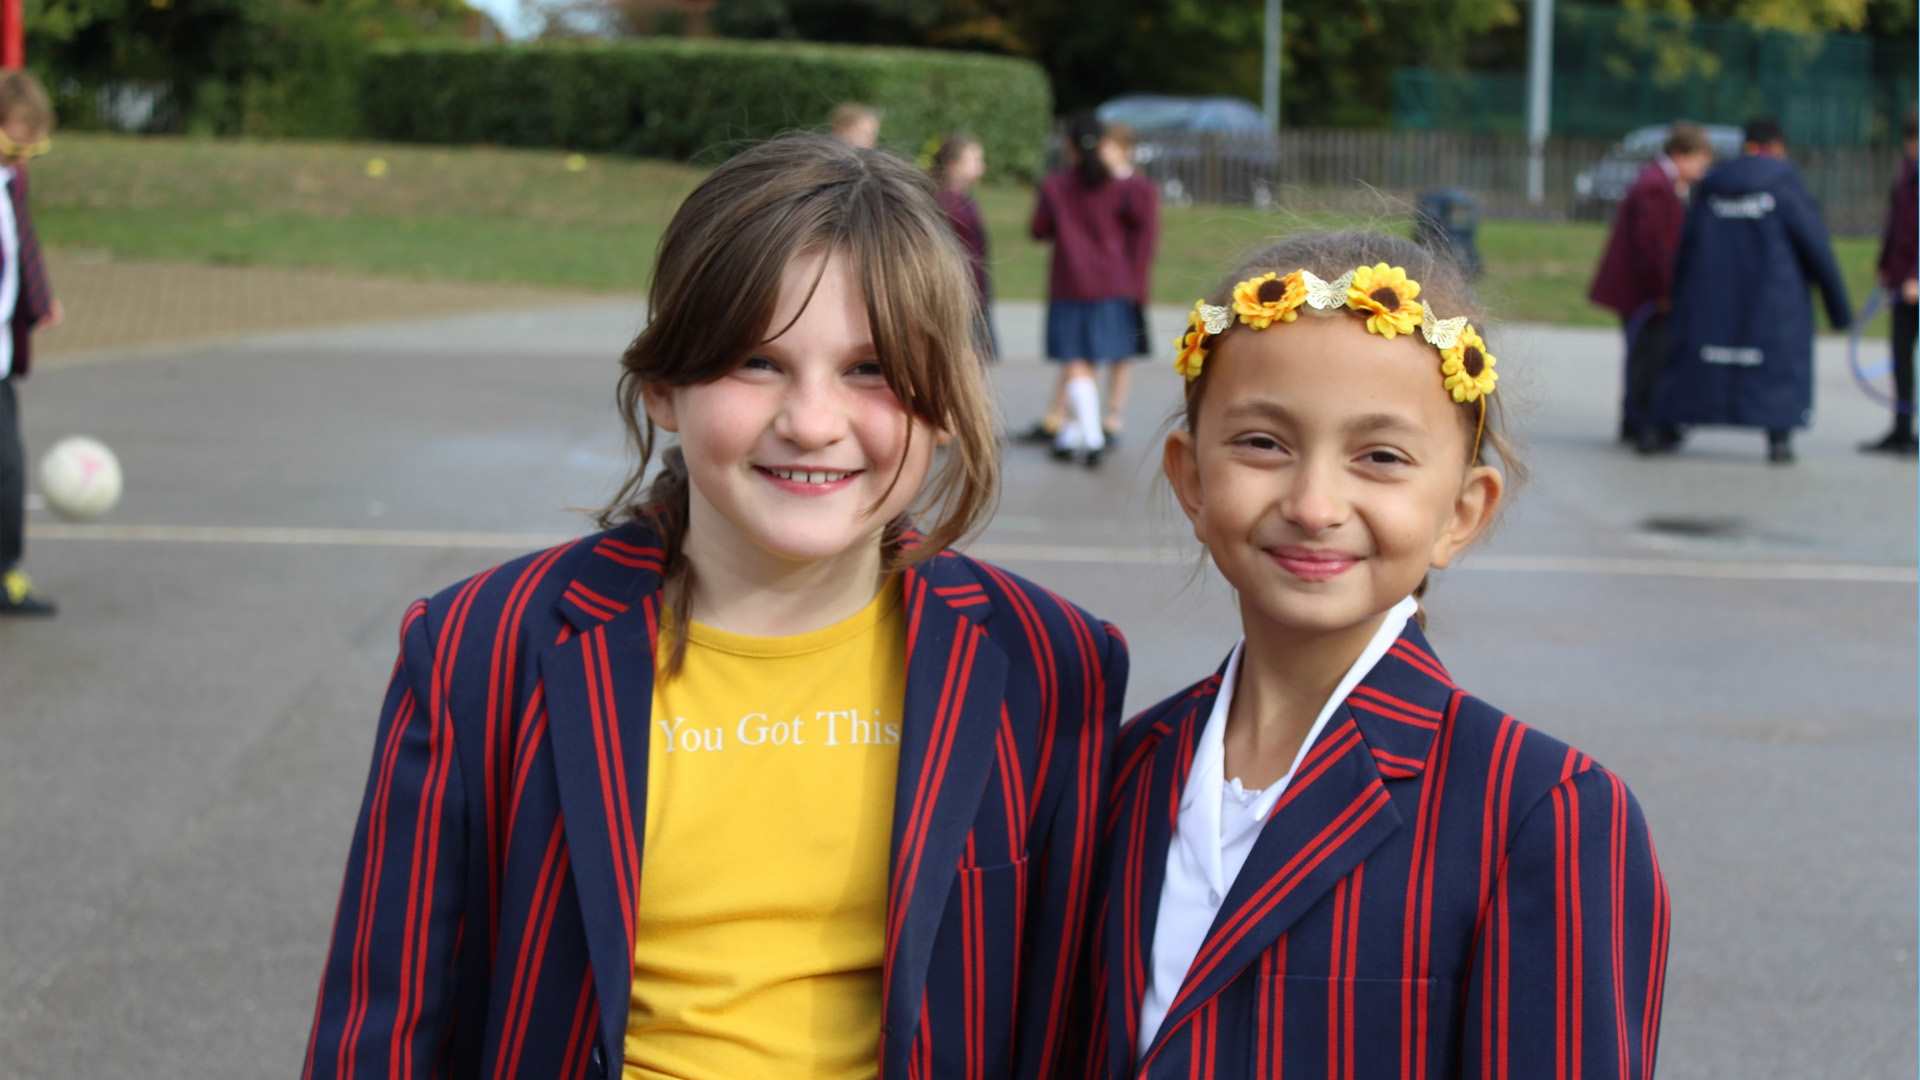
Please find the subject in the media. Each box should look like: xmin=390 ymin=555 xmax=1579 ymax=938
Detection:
xmin=643 ymin=248 xmax=938 ymax=579
xmin=1165 ymin=312 xmax=1502 ymax=644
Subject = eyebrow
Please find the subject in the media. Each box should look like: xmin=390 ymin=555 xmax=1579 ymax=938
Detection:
xmin=1219 ymin=398 xmax=1425 ymax=436
xmin=755 ymin=339 xmax=879 ymax=361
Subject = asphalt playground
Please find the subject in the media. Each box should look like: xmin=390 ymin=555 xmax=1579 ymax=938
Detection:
xmin=1 ymin=297 xmax=1914 ymax=1077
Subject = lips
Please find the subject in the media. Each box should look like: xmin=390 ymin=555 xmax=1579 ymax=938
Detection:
xmin=1267 ymin=545 xmax=1361 ymax=581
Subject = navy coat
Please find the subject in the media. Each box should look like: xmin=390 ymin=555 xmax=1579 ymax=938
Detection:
xmin=303 ymin=521 xmax=1128 ymax=1078
xmin=1084 ymin=624 xmax=1669 ymax=1079
xmin=1657 ymin=154 xmax=1851 ymax=430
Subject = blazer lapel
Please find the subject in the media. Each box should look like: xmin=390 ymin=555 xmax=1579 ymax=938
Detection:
xmin=878 ymin=555 xmax=1008 ymax=1071
xmin=1138 ymin=620 xmax=1458 ymax=1069
xmin=538 ymin=526 xmax=665 ymax=1058
xmin=1102 ymin=671 xmax=1219 ymax=1076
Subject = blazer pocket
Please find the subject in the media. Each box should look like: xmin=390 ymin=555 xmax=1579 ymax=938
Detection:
xmin=925 ymin=857 xmax=1031 ymax=1077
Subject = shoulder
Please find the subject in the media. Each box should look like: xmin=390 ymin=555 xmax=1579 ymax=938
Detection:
xmin=1115 ymin=671 xmax=1219 ymax=763
xmin=918 ymin=549 xmax=1127 ymax=675
xmin=407 ymin=520 xmax=663 ymax=669
xmin=1437 ymin=688 xmax=1649 ymax=846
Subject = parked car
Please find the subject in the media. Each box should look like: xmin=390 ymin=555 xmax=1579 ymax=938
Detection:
xmin=1573 ymin=122 xmax=1745 ymax=219
xmin=1093 ymin=94 xmax=1281 ymax=208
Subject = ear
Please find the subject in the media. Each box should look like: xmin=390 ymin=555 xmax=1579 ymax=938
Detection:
xmin=1162 ymin=428 xmax=1206 ymax=542
xmin=1429 ymin=464 xmax=1504 ymax=570
xmin=640 ymin=380 xmax=679 ymax=434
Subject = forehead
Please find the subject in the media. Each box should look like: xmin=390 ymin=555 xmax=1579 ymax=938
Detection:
xmin=1202 ymin=314 xmax=1465 ymax=435
xmin=765 ymin=248 xmax=873 ymax=348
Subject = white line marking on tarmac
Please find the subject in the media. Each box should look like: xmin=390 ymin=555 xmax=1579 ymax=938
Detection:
xmin=26 ymin=521 xmax=1916 ymax=585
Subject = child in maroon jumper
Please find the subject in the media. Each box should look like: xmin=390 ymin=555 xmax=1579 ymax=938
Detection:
xmin=932 ymin=133 xmax=998 ymax=361
xmin=1028 ymin=114 xmax=1159 ymax=467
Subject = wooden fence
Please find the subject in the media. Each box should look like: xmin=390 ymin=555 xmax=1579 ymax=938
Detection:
xmin=1131 ymin=129 xmax=1903 ymax=235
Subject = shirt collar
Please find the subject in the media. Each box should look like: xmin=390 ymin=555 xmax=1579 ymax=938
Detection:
xmin=1173 ymin=595 xmax=1420 ymax=893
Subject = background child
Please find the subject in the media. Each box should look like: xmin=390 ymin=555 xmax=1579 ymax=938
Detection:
xmin=304 ymin=133 xmax=1126 ymax=1079
xmin=931 ymin=132 xmax=998 ymax=361
xmin=1086 ymin=231 xmax=1668 ymax=1078
xmin=1098 ymin=123 xmax=1159 ymax=444
xmin=0 ymin=69 xmax=63 ymax=617
xmin=1027 ymin=113 xmax=1157 ymax=467
xmin=829 ymin=101 xmax=881 ymax=149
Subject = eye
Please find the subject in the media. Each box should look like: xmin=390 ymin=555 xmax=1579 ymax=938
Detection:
xmin=738 ymin=355 xmax=780 ymax=373
xmin=846 ymin=359 xmax=886 ymax=379
xmin=1360 ymin=448 xmax=1411 ymax=467
xmin=1232 ymin=433 xmax=1287 ymax=454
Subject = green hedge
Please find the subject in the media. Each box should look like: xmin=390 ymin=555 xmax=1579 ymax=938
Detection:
xmin=359 ymin=38 xmax=1053 ymax=179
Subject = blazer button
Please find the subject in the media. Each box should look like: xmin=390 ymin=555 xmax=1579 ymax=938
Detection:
xmin=591 ymin=1044 xmax=606 ymax=1075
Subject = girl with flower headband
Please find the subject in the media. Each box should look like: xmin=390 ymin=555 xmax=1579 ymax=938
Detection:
xmin=306 ymin=133 xmax=1127 ymax=1079
xmin=1084 ymin=231 xmax=1669 ymax=1078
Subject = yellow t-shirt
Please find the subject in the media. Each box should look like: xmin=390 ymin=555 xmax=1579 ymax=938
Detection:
xmin=623 ymin=581 xmax=905 ymax=1079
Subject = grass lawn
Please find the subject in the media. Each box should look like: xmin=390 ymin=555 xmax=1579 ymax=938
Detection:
xmin=33 ymin=133 xmax=1890 ymax=332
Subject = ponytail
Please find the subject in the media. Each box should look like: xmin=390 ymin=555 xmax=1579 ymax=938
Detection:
xmin=1067 ymin=113 xmax=1110 ymax=188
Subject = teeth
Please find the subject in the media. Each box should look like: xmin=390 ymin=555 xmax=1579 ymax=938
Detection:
xmin=767 ymin=467 xmax=851 ymax=484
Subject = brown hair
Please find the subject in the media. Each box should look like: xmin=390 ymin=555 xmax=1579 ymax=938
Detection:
xmin=1175 ymin=230 xmax=1526 ymax=612
xmin=830 ymin=102 xmax=879 ymax=136
xmin=0 ymin=70 xmax=54 ymax=136
xmin=600 ymin=132 xmax=999 ymax=669
xmin=930 ymin=131 xmax=981 ymax=188
xmin=1663 ymin=122 xmax=1710 ymax=159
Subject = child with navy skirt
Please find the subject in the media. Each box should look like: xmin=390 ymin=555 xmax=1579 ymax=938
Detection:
xmin=1030 ymin=114 xmax=1158 ymax=467
xmin=1084 ymin=230 xmax=1669 ymax=1078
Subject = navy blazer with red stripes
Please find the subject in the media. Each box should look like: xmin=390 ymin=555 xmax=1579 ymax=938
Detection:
xmin=303 ymin=520 xmax=1127 ymax=1079
xmin=1086 ymin=622 xmax=1670 ymax=1079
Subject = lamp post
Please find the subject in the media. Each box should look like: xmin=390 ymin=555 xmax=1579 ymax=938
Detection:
xmin=1525 ymin=0 xmax=1554 ymax=204
xmin=1262 ymin=0 xmax=1281 ymax=132
xmin=3 ymin=0 xmax=21 ymax=69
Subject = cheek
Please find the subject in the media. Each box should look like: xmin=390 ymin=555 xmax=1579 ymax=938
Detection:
xmin=675 ymin=383 xmax=768 ymax=461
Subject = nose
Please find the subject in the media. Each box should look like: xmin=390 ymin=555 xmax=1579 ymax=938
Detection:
xmin=1280 ymin=458 xmax=1347 ymax=534
xmin=773 ymin=373 xmax=852 ymax=449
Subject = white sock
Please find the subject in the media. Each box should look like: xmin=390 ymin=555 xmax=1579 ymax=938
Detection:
xmin=1059 ymin=373 xmax=1105 ymax=452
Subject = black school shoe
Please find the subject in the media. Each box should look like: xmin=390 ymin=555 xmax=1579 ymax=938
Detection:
xmin=1766 ymin=433 xmax=1796 ymax=465
xmin=0 ymin=570 xmax=56 ymax=616
xmin=1859 ymin=431 xmax=1920 ymax=457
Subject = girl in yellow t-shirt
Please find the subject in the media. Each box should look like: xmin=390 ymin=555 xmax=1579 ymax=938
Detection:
xmin=306 ymin=133 xmax=1129 ymax=1080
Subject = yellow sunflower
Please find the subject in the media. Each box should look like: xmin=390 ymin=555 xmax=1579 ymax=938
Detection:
xmin=1346 ymin=263 xmax=1425 ymax=339
xmin=1174 ymin=309 xmax=1210 ymax=380
xmin=1232 ymin=270 xmax=1307 ymax=330
xmin=1439 ymin=324 xmax=1498 ymax=403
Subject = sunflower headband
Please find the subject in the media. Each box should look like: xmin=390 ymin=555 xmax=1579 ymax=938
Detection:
xmin=1174 ymin=263 xmax=1498 ymax=458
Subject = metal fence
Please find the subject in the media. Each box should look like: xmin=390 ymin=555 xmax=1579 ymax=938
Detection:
xmin=1132 ymin=129 xmax=1904 ymax=235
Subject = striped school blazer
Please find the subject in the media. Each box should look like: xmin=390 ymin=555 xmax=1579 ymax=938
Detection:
xmin=1087 ymin=621 xmax=1669 ymax=1079
xmin=302 ymin=519 xmax=1127 ymax=1079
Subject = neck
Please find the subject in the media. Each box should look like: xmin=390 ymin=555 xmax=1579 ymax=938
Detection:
xmin=680 ymin=507 xmax=889 ymax=638
xmin=1223 ymin=602 xmax=1390 ymax=785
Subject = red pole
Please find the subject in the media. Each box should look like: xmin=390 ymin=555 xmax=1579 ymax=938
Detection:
xmin=2 ymin=0 xmax=20 ymax=70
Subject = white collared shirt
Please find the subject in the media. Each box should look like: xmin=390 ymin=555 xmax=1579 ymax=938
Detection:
xmin=1136 ymin=595 xmax=1418 ymax=1056
xmin=0 ymin=166 xmax=19 ymax=380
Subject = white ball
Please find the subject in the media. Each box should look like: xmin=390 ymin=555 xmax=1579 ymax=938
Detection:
xmin=38 ymin=436 xmax=122 ymax=521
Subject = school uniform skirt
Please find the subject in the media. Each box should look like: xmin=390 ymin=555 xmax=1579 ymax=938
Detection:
xmin=1047 ymin=298 xmax=1139 ymax=362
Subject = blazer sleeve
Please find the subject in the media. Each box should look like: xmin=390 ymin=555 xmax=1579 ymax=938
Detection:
xmin=1013 ymin=620 xmax=1128 ymax=1078
xmin=1778 ymin=174 xmax=1853 ymax=331
xmin=304 ymin=601 xmax=471 ymax=1079
xmin=1030 ymin=182 xmax=1057 ymax=241
xmin=1462 ymin=767 xmax=1671 ymax=1080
